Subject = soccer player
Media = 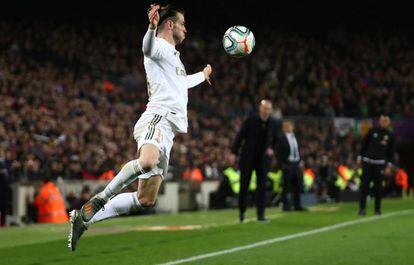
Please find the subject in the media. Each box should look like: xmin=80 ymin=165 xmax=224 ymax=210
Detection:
xmin=68 ymin=3 xmax=212 ymax=251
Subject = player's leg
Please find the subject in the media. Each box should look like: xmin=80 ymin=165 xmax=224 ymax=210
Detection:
xmin=69 ymin=113 xmax=171 ymax=251
xmin=79 ymin=113 xmax=163 ymax=222
xmin=86 ymin=174 xmax=163 ymax=225
xmin=137 ymin=175 xmax=163 ymax=207
xmin=80 ymin=143 xmax=160 ymax=222
xmin=238 ymin=163 xmax=253 ymax=222
xmin=80 ymin=112 xmax=172 ymax=224
xmin=69 ymin=174 xmax=163 ymax=251
xmin=103 ymin=144 xmax=160 ymax=200
xmin=69 ymin=144 xmax=161 ymax=251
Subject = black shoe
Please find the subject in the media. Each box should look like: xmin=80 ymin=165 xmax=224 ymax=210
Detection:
xmin=358 ymin=209 xmax=366 ymax=216
xmin=257 ymin=217 xmax=269 ymax=224
xmin=375 ymin=210 xmax=382 ymax=215
xmin=294 ymin=206 xmax=308 ymax=212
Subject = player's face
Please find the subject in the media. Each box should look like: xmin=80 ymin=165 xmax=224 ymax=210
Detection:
xmin=172 ymin=13 xmax=186 ymax=44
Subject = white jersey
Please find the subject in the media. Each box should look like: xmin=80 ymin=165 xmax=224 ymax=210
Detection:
xmin=142 ymin=28 xmax=205 ymax=133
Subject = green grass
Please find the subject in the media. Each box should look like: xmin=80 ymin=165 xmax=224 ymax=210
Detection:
xmin=1 ymin=198 xmax=413 ymax=265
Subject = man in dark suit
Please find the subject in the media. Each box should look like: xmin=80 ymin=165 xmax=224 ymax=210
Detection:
xmin=358 ymin=115 xmax=395 ymax=215
xmin=275 ymin=120 xmax=306 ymax=212
xmin=229 ymin=99 xmax=276 ymax=223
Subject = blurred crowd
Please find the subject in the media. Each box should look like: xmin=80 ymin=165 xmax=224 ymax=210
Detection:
xmin=1 ymin=20 xmax=414 ymax=190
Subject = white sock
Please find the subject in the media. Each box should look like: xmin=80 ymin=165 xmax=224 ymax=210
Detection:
xmin=86 ymin=192 xmax=141 ymax=225
xmin=100 ymin=159 xmax=146 ymax=200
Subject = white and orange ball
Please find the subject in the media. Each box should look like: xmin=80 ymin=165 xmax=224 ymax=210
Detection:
xmin=222 ymin=25 xmax=255 ymax=58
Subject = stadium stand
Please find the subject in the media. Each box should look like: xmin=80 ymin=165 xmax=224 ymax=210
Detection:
xmin=1 ymin=21 xmax=413 ymax=223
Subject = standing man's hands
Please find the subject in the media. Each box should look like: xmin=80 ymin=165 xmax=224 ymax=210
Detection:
xmin=265 ymin=148 xmax=274 ymax=156
xmin=148 ymin=3 xmax=160 ymax=30
xmin=203 ymin=64 xmax=212 ymax=85
xmin=384 ymin=165 xmax=393 ymax=176
xmin=356 ymin=156 xmax=362 ymax=167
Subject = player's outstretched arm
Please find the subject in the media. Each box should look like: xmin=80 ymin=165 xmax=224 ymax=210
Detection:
xmin=142 ymin=4 xmax=163 ymax=58
xmin=186 ymin=64 xmax=212 ymax=88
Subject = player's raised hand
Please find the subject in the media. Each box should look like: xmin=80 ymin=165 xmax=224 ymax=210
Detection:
xmin=203 ymin=64 xmax=212 ymax=85
xmin=148 ymin=3 xmax=160 ymax=30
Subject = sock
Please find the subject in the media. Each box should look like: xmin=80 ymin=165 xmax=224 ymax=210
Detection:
xmin=100 ymin=159 xmax=147 ymax=200
xmin=86 ymin=192 xmax=141 ymax=225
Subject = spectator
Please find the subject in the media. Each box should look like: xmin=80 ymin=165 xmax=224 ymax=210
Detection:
xmin=33 ymin=179 xmax=69 ymax=223
xmin=0 ymin=21 xmax=412 ymax=206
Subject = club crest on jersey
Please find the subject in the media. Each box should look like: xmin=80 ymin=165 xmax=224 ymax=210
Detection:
xmin=176 ymin=67 xmax=186 ymax=76
xmin=381 ymin=134 xmax=389 ymax=145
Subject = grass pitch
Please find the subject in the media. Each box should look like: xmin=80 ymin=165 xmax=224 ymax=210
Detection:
xmin=1 ymin=198 xmax=413 ymax=265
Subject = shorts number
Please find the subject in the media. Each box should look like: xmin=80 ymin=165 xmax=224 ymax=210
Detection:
xmin=147 ymin=80 xmax=153 ymax=98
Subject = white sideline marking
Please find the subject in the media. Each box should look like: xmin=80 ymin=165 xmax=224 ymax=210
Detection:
xmin=158 ymin=210 xmax=413 ymax=265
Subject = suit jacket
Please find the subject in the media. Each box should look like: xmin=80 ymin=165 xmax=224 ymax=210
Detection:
xmin=275 ymin=132 xmax=300 ymax=165
xmin=232 ymin=114 xmax=278 ymax=166
xmin=359 ymin=127 xmax=395 ymax=164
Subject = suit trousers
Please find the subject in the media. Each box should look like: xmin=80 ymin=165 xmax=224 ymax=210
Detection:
xmin=359 ymin=161 xmax=385 ymax=212
xmin=281 ymin=161 xmax=302 ymax=210
xmin=238 ymin=160 xmax=267 ymax=219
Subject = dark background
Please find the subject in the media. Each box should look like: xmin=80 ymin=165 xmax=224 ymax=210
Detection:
xmin=1 ymin=0 xmax=413 ymax=32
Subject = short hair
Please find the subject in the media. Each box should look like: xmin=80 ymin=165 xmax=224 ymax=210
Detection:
xmin=157 ymin=5 xmax=184 ymax=27
xmin=260 ymin=99 xmax=272 ymax=107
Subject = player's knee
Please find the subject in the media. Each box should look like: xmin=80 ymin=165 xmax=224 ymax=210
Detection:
xmin=138 ymin=158 xmax=157 ymax=173
xmin=138 ymin=196 xmax=156 ymax=207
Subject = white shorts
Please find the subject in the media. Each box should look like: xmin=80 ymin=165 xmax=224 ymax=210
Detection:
xmin=133 ymin=112 xmax=176 ymax=179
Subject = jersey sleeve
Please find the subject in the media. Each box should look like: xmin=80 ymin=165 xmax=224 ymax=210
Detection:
xmin=142 ymin=27 xmax=165 ymax=60
xmin=186 ymin=72 xmax=205 ymax=89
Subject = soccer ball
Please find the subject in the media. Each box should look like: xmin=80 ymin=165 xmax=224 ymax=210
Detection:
xmin=222 ymin=26 xmax=255 ymax=58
